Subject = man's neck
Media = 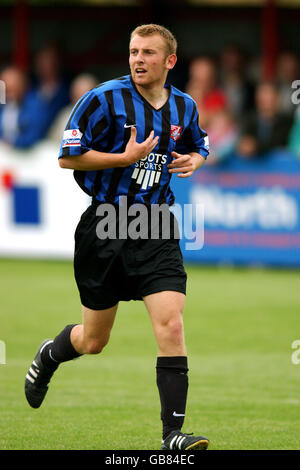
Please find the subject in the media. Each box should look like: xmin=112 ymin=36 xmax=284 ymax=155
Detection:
xmin=135 ymin=81 xmax=170 ymax=110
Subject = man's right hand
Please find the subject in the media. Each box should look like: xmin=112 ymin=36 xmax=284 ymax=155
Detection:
xmin=121 ymin=126 xmax=159 ymax=166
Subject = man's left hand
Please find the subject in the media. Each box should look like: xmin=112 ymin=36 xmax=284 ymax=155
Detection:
xmin=167 ymin=151 xmax=205 ymax=178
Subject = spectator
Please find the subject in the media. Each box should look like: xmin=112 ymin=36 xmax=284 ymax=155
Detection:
xmin=29 ymin=42 xmax=70 ymax=135
xmin=48 ymin=74 xmax=98 ymax=145
xmin=205 ymin=110 xmax=238 ymax=165
xmin=47 ymin=73 xmax=98 ymax=145
xmin=219 ymin=43 xmax=255 ymax=119
xmin=186 ymin=56 xmax=227 ymax=128
xmin=276 ymin=51 xmax=300 ymax=116
xmin=237 ymin=81 xmax=294 ymax=159
xmin=0 ymin=66 xmax=50 ymax=148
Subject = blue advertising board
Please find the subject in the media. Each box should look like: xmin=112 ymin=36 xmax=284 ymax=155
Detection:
xmin=171 ymin=152 xmax=300 ymax=267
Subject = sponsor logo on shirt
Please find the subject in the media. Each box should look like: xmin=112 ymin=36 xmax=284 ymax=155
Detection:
xmin=62 ymin=129 xmax=83 ymax=147
xmin=131 ymin=153 xmax=167 ymax=190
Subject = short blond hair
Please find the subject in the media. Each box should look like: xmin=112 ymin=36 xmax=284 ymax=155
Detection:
xmin=130 ymin=24 xmax=177 ymax=56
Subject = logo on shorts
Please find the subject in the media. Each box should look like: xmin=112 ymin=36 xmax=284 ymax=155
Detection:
xmin=131 ymin=153 xmax=167 ymax=190
xmin=170 ymin=125 xmax=182 ymax=141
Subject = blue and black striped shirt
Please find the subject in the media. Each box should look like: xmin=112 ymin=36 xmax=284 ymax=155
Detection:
xmin=59 ymin=74 xmax=209 ymax=206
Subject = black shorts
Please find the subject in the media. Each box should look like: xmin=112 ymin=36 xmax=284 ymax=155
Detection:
xmin=74 ymin=202 xmax=187 ymax=310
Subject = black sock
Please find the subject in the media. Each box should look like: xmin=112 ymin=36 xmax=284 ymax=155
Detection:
xmin=41 ymin=324 xmax=82 ymax=371
xmin=156 ymin=356 xmax=189 ymax=440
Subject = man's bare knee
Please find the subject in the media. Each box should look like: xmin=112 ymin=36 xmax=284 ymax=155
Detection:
xmin=168 ymin=317 xmax=184 ymax=338
xmin=157 ymin=315 xmax=184 ymax=343
xmin=159 ymin=310 xmax=183 ymax=332
xmin=83 ymin=336 xmax=109 ymax=355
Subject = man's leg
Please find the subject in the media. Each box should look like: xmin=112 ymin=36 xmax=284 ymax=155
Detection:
xmin=70 ymin=305 xmax=118 ymax=354
xmin=55 ymin=303 xmax=118 ymax=358
xmin=143 ymin=291 xmax=209 ymax=450
xmin=25 ymin=304 xmax=118 ymax=408
xmin=143 ymin=291 xmax=188 ymax=437
xmin=144 ymin=290 xmax=186 ymax=356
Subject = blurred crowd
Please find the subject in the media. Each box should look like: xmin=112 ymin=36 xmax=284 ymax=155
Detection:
xmin=0 ymin=42 xmax=98 ymax=151
xmin=186 ymin=45 xmax=300 ymax=164
xmin=1 ymin=42 xmax=300 ymax=164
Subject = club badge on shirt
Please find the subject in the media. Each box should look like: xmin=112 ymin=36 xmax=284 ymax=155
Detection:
xmin=170 ymin=125 xmax=182 ymax=142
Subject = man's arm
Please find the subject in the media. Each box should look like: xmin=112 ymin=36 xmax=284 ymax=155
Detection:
xmin=169 ymin=98 xmax=209 ymax=176
xmin=59 ymin=150 xmax=127 ymax=170
xmin=59 ymin=127 xmax=159 ymax=170
xmin=167 ymin=151 xmax=205 ymax=178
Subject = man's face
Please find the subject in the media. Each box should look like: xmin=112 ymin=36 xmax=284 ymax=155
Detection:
xmin=129 ymin=34 xmax=176 ymax=88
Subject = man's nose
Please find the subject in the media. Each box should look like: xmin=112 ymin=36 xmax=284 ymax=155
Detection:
xmin=135 ymin=52 xmax=144 ymax=62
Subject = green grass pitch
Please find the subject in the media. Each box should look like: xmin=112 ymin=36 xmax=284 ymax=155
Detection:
xmin=0 ymin=258 xmax=299 ymax=450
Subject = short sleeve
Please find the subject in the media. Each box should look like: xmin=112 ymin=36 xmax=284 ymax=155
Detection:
xmin=58 ymin=90 xmax=111 ymax=158
xmin=176 ymin=100 xmax=209 ymax=159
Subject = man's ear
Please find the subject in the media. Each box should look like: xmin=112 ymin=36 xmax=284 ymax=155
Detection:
xmin=166 ymin=54 xmax=177 ymax=71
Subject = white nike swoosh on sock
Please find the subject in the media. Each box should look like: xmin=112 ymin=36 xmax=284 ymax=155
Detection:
xmin=172 ymin=411 xmax=185 ymax=417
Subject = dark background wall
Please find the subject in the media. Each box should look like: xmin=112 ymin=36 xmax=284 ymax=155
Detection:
xmin=1 ymin=3 xmax=300 ymax=87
